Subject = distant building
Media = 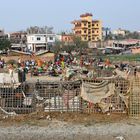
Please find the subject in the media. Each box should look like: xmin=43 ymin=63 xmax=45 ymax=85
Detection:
xmin=112 ymin=28 xmax=126 ymax=36
xmin=55 ymin=34 xmax=62 ymax=42
xmin=27 ymin=34 xmax=56 ymax=53
xmin=113 ymin=39 xmax=140 ymax=48
xmin=72 ymin=13 xmax=102 ymax=42
xmin=9 ymin=32 xmax=27 ymax=51
xmin=0 ymin=29 xmax=8 ymax=39
xmin=10 ymin=32 xmax=27 ymax=44
xmin=61 ymin=33 xmax=74 ymax=45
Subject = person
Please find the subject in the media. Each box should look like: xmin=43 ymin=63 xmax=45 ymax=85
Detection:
xmin=134 ymin=67 xmax=137 ymax=77
xmin=8 ymin=64 xmax=15 ymax=84
xmin=18 ymin=58 xmax=21 ymax=65
xmin=18 ymin=63 xmax=27 ymax=83
xmin=105 ymin=58 xmax=110 ymax=68
xmin=126 ymin=67 xmax=131 ymax=79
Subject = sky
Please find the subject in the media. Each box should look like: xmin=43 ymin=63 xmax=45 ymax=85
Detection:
xmin=0 ymin=0 xmax=140 ymax=33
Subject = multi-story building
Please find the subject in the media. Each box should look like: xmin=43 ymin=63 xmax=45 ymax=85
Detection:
xmin=9 ymin=32 xmax=27 ymax=51
xmin=72 ymin=13 xmax=102 ymax=42
xmin=10 ymin=32 xmax=27 ymax=44
xmin=27 ymin=34 xmax=56 ymax=52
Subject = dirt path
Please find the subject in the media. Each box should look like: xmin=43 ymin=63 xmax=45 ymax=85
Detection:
xmin=0 ymin=113 xmax=140 ymax=140
xmin=0 ymin=121 xmax=140 ymax=140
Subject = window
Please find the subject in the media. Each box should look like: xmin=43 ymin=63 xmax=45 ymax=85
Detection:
xmin=49 ymin=37 xmax=53 ymax=40
xmin=96 ymin=24 xmax=99 ymax=26
xmin=84 ymin=30 xmax=87 ymax=33
xmin=37 ymin=37 xmax=41 ymax=41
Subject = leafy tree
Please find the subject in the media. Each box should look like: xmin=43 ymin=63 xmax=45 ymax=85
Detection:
xmin=51 ymin=40 xmax=62 ymax=53
xmin=0 ymin=38 xmax=11 ymax=50
xmin=73 ymin=36 xmax=88 ymax=50
xmin=52 ymin=36 xmax=88 ymax=54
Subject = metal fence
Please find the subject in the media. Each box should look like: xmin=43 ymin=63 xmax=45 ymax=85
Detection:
xmin=0 ymin=80 xmax=82 ymax=115
xmin=129 ymin=77 xmax=140 ymax=118
xmin=82 ymin=78 xmax=129 ymax=114
xmin=0 ymin=77 xmax=140 ymax=118
xmin=34 ymin=80 xmax=82 ymax=112
xmin=0 ymin=83 xmax=36 ymax=114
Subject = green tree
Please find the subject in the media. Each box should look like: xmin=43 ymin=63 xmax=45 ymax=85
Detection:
xmin=0 ymin=39 xmax=11 ymax=50
xmin=52 ymin=36 xmax=88 ymax=54
xmin=51 ymin=40 xmax=62 ymax=53
xmin=73 ymin=36 xmax=88 ymax=50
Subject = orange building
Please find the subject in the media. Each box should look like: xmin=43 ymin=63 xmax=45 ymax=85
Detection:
xmin=61 ymin=34 xmax=74 ymax=43
xmin=72 ymin=13 xmax=102 ymax=42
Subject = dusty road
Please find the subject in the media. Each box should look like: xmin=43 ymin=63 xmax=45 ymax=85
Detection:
xmin=0 ymin=121 xmax=140 ymax=140
xmin=0 ymin=113 xmax=140 ymax=140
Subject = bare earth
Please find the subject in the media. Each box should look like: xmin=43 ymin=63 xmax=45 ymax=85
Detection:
xmin=0 ymin=113 xmax=140 ymax=140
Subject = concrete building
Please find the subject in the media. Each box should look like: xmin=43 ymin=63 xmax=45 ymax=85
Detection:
xmin=112 ymin=28 xmax=126 ymax=36
xmin=72 ymin=13 xmax=102 ymax=42
xmin=9 ymin=32 xmax=27 ymax=51
xmin=0 ymin=29 xmax=8 ymax=39
xmin=113 ymin=39 xmax=140 ymax=48
xmin=10 ymin=32 xmax=27 ymax=44
xmin=61 ymin=34 xmax=74 ymax=45
xmin=27 ymin=34 xmax=56 ymax=53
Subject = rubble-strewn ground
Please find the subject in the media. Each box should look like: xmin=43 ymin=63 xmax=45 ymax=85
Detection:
xmin=0 ymin=112 xmax=140 ymax=140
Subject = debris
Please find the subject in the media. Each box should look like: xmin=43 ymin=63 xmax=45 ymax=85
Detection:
xmin=46 ymin=115 xmax=52 ymax=121
xmin=0 ymin=107 xmax=17 ymax=117
xmin=107 ymin=113 xmax=110 ymax=116
xmin=115 ymin=136 xmax=125 ymax=140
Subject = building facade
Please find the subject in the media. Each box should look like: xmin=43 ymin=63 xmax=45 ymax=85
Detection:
xmin=0 ymin=29 xmax=8 ymax=39
xmin=72 ymin=13 xmax=102 ymax=42
xmin=112 ymin=28 xmax=126 ymax=36
xmin=10 ymin=32 xmax=27 ymax=44
xmin=61 ymin=34 xmax=74 ymax=45
xmin=27 ymin=34 xmax=56 ymax=52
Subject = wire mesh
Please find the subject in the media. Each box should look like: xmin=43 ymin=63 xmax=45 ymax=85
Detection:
xmin=0 ymin=77 xmax=139 ymax=118
xmin=129 ymin=77 xmax=140 ymax=118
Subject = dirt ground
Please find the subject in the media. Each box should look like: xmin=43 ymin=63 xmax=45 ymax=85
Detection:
xmin=26 ymin=74 xmax=61 ymax=83
xmin=0 ymin=112 xmax=140 ymax=140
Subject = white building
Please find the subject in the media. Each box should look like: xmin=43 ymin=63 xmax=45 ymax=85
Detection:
xmin=112 ymin=29 xmax=126 ymax=36
xmin=27 ymin=34 xmax=56 ymax=52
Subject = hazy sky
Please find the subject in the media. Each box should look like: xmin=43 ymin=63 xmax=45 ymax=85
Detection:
xmin=0 ymin=0 xmax=140 ymax=33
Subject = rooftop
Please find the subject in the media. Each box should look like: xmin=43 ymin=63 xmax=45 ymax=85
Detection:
xmin=80 ymin=13 xmax=93 ymax=17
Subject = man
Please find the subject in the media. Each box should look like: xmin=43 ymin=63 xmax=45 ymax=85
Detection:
xmin=8 ymin=64 xmax=15 ymax=84
xmin=18 ymin=63 xmax=27 ymax=83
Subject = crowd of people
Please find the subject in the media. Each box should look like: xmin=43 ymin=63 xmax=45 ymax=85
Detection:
xmin=0 ymin=51 xmax=139 ymax=84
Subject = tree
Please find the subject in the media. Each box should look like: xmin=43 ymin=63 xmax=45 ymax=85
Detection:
xmin=51 ymin=40 xmax=62 ymax=53
xmin=52 ymin=36 xmax=88 ymax=54
xmin=0 ymin=38 xmax=11 ymax=50
xmin=73 ymin=36 xmax=88 ymax=50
